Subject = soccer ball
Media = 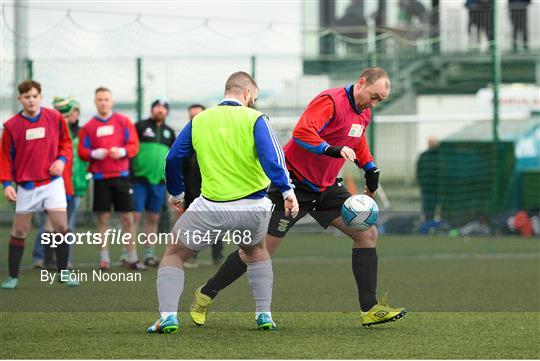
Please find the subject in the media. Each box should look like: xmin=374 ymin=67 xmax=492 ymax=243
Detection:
xmin=341 ymin=195 xmax=379 ymax=231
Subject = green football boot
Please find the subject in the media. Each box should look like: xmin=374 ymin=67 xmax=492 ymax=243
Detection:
xmin=360 ymin=293 xmax=407 ymax=327
xmin=256 ymin=313 xmax=277 ymax=330
xmin=189 ymin=286 xmax=214 ymax=326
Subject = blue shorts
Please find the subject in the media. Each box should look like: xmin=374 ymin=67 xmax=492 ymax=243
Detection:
xmin=133 ymin=182 xmax=167 ymax=213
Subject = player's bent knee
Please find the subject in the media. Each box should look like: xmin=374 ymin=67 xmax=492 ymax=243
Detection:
xmin=164 ymin=241 xmax=193 ymax=259
xmin=12 ymin=228 xmax=29 ymax=239
xmin=240 ymin=241 xmax=268 ymax=262
xmin=352 ymin=226 xmax=378 ymax=248
xmin=265 ymin=235 xmax=283 ymax=256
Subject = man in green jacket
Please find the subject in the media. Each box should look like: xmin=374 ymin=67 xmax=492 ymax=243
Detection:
xmin=132 ymin=99 xmax=176 ymax=266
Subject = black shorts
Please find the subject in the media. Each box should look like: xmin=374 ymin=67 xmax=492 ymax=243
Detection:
xmin=267 ymin=176 xmax=351 ymax=238
xmin=93 ymin=177 xmax=135 ymax=212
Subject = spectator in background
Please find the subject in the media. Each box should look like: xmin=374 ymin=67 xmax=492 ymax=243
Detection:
xmin=183 ymin=104 xmax=224 ymax=268
xmin=509 ymin=0 xmax=530 ymax=52
xmin=416 ymin=137 xmax=440 ymax=222
xmin=398 ymin=0 xmax=427 ymax=26
xmin=78 ymin=87 xmax=144 ymax=270
xmin=466 ymin=0 xmax=493 ymax=48
xmin=131 ymin=99 xmax=176 ymax=267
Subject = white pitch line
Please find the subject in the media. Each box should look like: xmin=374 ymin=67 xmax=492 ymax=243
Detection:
xmin=8 ymin=252 xmax=539 ymax=271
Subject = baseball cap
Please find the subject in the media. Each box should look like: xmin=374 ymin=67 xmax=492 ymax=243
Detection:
xmin=151 ymin=98 xmax=169 ymax=112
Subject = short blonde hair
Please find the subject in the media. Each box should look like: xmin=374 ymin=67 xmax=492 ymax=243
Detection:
xmin=224 ymin=71 xmax=258 ymax=94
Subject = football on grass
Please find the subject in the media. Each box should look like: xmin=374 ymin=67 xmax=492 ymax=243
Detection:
xmin=341 ymin=194 xmax=379 ymax=231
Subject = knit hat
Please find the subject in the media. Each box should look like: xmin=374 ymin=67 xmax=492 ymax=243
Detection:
xmin=52 ymin=97 xmax=74 ymax=116
xmin=69 ymin=99 xmax=81 ymax=112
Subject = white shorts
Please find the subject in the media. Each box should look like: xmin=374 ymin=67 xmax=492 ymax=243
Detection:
xmin=172 ymin=196 xmax=273 ymax=252
xmin=15 ymin=178 xmax=67 ymax=214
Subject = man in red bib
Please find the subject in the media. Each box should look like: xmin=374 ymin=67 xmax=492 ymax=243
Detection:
xmin=1 ymin=80 xmax=78 ymax=289
xmin=78 ymin=87 xmax=143 ymax=270
xmin=190 ymin=67 xmax=408 ymax=327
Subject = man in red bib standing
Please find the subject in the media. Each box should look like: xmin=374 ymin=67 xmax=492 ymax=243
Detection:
xmin=1 ymin=80 xmax=78 ymax=289
xmin=78 ymin=87 xmax=144 ymax=270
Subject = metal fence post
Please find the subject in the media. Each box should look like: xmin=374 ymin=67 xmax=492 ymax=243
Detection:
xmin=251 ymin=55 xmax=256 ymax=80
xmin=136 ymin=57 xmax=143 ymax=121
xmin=26 ymin=58 xmax=33 ymax=80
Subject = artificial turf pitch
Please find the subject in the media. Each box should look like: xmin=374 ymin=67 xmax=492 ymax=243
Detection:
xmin=1 ymin=232 xmax=539 ymax=359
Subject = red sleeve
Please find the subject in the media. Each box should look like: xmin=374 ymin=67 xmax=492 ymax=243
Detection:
xmin=124 ymin=119 xmax=139 ymax=158
xmin=0 ymin=127 xmax=14 ymax=184
xmin=355 ymin=133 xmax=374 ymax=169
xmin=291 ymin=95 xmax=335 ymax=154
xmin=77 ymin=126 xmax=92 ymax=162
xmin=62 ymin=159 xmax=74 ymax=196
xmin=57 ymin=116 xmax=73 ymax=164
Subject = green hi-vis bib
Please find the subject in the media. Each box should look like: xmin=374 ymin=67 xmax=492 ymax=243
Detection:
xmin=191 ymin=105 xmax=270 ymax=201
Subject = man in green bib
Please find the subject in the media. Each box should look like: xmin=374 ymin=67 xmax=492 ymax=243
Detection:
xmin=146 ymin=71 xmax=298 ymax=334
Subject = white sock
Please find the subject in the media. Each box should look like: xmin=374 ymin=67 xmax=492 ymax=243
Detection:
xmin=157 ymin=267 xmax=185 ymax=315
xmin=100 ymin=249 xmax=110 ymax=262
xmin=128 ymin=250 xmax=138 ymax=263
xmin=160 ymin=311 xmax=177 ymax=319
xmin=247 ymin=259 xmax=273 ymax=314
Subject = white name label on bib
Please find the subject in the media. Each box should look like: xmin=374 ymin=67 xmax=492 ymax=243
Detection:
xmin=26 ymin=127 xmax=45 ymax=140
xmin=348 ymin=124 xmax=364 ymax=138
xmin=97 ymin=125 xmax=114 ymax=137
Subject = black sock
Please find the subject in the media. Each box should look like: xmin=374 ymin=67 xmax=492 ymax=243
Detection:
xmin=42 ymin=233 xmax=55 ymax=269
xmin=54 ymin=234 xmax=69 ymax=272
xmin=8 ymin=236 xmax=25 ymax=279
xmin=201 ymin=249 xmax=247 ymax=299
xmin=352 ymin=248 xmax=378 ymax=311
xmin=211 ymin=241 xmax=224 ymax=261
